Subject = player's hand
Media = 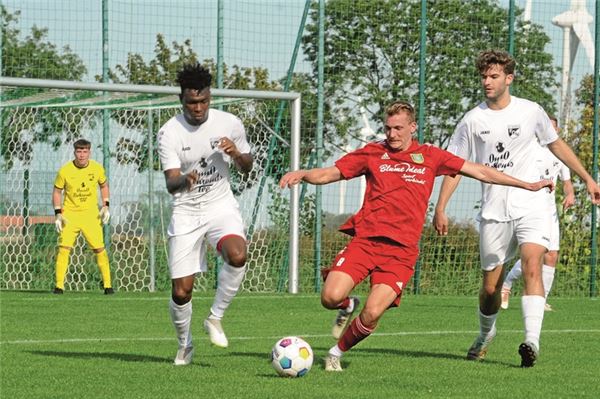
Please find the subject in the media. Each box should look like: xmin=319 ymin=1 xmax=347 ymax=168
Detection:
xmin=433 ymin=209 xmax=448 ymax=236
xmin=218 ymin=137 xmax=241 ymax=158
xmin=100 ymin=206 xmax=110 ymax=224
xmin=54 ymin=214 xmax=67 ymax=233
xmin=184 ymin=171 xmax=199 ymax=190
xmin=529 ymin=179 xmax=554 ymax=192
xmin=585 ymin=179 xmax=600 ymax=205
xmin=562 ymin=193 xmax=575 ymax=211
xmin=279 ymin=170 xmax=306 ymax=189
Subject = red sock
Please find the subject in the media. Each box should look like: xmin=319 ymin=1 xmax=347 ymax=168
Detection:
xmin=337 ymin=297 xmax=351 ymax=310
xmin=338 ymin=316 xmax=374 ymax=352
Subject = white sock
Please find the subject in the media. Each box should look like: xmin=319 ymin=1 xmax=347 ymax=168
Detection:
xmin=521 ymin=295 xmax=545 ymax=349
xmin=542 ymin=265 xmax=555 ymax=300
xmin=328 ymin=344 xmax=343 ymax=358
xmin=478 ymin=310 xmax=497 ymax=337
xmin=169 ymin=298 xmax=192 ymax=348
xmin=209 ymin=263 xmax=246 ymax=320
xmin=504 ymin=259 xmax=522 ymax=290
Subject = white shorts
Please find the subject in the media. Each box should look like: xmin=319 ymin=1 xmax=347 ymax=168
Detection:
xmin=479 ymin=209 xmax=552 ymax=271
xmin=167 ymin=198 xmax=246 ymax=279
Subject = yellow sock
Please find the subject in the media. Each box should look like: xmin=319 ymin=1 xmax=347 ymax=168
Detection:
xmin=96 ymin=250 xmax=112 ymax=289
xmin=55 ymin=247 xmax=71 ymax=290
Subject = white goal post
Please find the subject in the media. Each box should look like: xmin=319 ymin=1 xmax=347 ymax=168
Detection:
xmin=0 ymin=76 xmax=302 ymax=293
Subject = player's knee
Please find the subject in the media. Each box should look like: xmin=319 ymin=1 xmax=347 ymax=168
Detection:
xmin=480 ymin=284 xmax=497 ymax=298
xmin=359 ymin=306 xmax=382 ymax=328
xmin=171 ymin=286 xmax=192 ymax=304
xmin=225 ymin=249 xmax=246 ymax=267
xmin=544 ymin=252 xmax=558 ymax=266
xmin=92 ymin=247 xmax=105 ymax=254
xmin=320 ymin=291 xmax=344 ymax=310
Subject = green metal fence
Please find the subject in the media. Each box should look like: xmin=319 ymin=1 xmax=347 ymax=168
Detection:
xmin=1 ymin=0 xmax=598 ymax=296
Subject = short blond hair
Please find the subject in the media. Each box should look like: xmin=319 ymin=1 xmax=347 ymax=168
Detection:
xmin=385 ymin=101 xmax=415 ymax=122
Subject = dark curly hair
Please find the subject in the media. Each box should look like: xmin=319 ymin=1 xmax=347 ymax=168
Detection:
xmin=176 ymin=63 xmax=212 ymax=93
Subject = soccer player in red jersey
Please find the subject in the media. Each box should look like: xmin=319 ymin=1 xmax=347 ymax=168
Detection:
xmin=279 ymin=100 xmax=554 ymax=371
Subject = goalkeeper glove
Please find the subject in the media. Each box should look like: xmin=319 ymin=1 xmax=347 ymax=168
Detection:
xmin=100 ymin=206 xmax=110 ymax=224
xmin=54 ymin=213 xmax=67 ymax=233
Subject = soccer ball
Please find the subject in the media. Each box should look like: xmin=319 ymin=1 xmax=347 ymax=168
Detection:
xmin=271 ymin=336 xmax=314 ymax=377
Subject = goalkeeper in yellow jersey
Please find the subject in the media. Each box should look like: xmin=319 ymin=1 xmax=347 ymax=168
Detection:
xmin=52 ymin=139 xmax=114 ymax=294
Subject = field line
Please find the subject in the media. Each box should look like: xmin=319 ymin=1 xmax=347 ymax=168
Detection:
xmin=2 ymin=329 xmax=599 ymax=346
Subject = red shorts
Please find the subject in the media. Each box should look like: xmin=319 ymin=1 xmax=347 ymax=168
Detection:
xmin=322 ymin=237 xmax=419 ymax=307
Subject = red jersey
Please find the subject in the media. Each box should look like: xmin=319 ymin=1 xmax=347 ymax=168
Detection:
xmin=335 ymin=140 xmax=465 ymax=247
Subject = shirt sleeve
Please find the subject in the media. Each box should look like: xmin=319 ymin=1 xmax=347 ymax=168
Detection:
xmin=334 ymin=146 xmax=370 ymax=180
xmin=433 ymin=147 xmax=466 ymax=176
xmin=54 ymin=167 xmax=65 ymax=189
xmin=157 ymin=128 xmax=181 ymax=171
xmin=231 ymin=116 xmax=251 ymax=154
xmin=447 ymin=117 xmax=471 ymax=159
xmin=97 ymin=163 xmax=107 ymax=185
xmin=558 ymin=162 xmax=571 ymax=181
xmin=535 ymin=107 xmax=559 ymax=146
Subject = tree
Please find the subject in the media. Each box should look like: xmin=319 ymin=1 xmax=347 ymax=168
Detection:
xmin=102 ymin=34 xmax=318 ymax=188
xmin=558 ymin=73 xmax=597 ymax=285
xmin=301 ymin=0 xmax=558 ymax=151
xmin=1 ymin=6 xmax=87 ymax=169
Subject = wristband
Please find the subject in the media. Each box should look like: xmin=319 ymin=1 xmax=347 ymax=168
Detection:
xmin=103 ymin=199 xmax=110 ymax=207
xmin=54 ymin=208 xmax=62 ymax=215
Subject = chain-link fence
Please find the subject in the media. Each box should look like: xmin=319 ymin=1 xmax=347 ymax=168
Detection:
xmin=1 ymin=0 xmax=598 ymax=295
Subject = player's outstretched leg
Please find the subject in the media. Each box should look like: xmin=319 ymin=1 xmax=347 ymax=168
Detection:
xmin=326 ymin=314 xmax=375 ymax=371
xmin=169 ymin=299 xmax=194 ymax=365
xmin=466 ymin=311 xmax=497 ymax=361
xmin=204 ymin=263 xmax=246 ymax=348
xmin=332 ymin=296 xmax=360 ymax=339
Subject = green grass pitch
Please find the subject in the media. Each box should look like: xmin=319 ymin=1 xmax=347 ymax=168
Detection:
xmin=1 ymin=291 xmax=599 ymax=398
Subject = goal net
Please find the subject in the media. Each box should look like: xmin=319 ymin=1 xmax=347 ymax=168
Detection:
xmin=0 ymin=77 xmax=301 ymax=293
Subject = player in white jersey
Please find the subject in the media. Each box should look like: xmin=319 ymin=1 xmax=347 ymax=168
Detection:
xmin=157 ymin=63 xmax=253 ymax=366
xmin=433 ymin=50 xmax=600 ymax=367
xmin=501 ymin=116 xmax=575 ymax=312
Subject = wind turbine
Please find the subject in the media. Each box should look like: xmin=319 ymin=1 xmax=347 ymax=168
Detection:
xmin=338 ymin=105 xmax=374 ymax=214
xmin=551 ymin=0 xmax=595 ymax=127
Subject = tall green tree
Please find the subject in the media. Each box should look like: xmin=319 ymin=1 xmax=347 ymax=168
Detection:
xmin=103 ymin=34 xmax=317 ymax=186
xmin=1 ymin=6 xmax=87 ymax=169
xmin=558 ymin=74 xmax=597 ymax=288
xmin=302 ymin=0 xmax=558 ymax=150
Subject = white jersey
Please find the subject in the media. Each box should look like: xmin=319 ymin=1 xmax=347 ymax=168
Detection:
xmin=536 ymin=146 xmax=571 ymax=211
xmin=157 ymin=109 xmax=251 ymax=214
xmin=448 ymin=96 xmax=558 ymax=222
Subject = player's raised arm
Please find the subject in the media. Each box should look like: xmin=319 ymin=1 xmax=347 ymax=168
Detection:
xmin=279 ymin=166 xmax=343 ymax=189
xmin=459 ymin=161 xmax=554 ymax=192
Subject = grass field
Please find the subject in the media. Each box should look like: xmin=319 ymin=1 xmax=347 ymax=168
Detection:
xmin=1 ymin=291 xmax=599 ymax=398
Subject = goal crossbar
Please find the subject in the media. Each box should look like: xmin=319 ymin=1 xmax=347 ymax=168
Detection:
xmin=0 ymin=76 xmax=302 ymax=294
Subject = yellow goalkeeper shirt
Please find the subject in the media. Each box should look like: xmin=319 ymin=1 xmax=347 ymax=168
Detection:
xmin=54 ymin=160 xmax=107 ymax=213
